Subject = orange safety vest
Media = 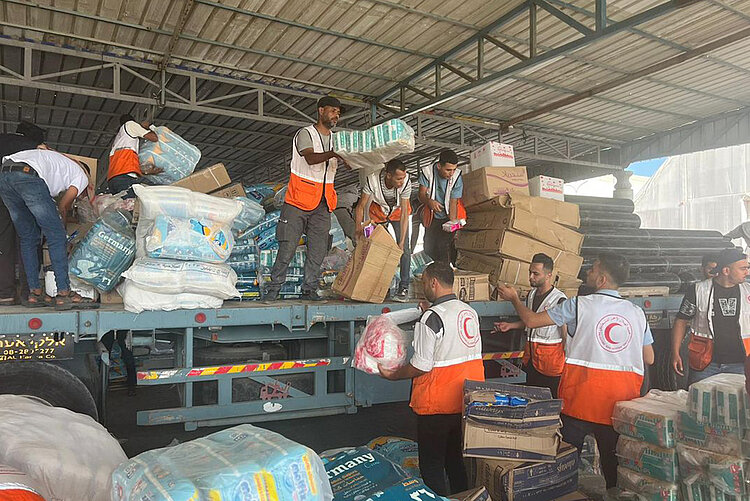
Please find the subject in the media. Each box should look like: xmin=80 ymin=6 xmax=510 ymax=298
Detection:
xmin=285 ymin=125 xmax=337 ymax=212
xmin=107 ymin=149 xmax=142 ymax=180
xmin=523 ymin=287 xmax=567 ymax=377
xmin=420 ymin=163 xmax=466 ymax=227
xmin=365 ymin=170 xmax=412 ymax=223
xmin=411 ymin=360 xmax=485 ymax=415
xmin=558 ymin=293 xmax=648 ymax=425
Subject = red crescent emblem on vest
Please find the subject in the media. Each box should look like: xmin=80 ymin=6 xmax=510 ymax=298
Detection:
xmin=595 ymin=314 xmax=634 ymax=353
xmin=603 ymin=322 xmax=621 ymax=344
xmin=463 ymin=317 xmax=474 ymax=338
xmin=457 ymin=310 xmax=479 ymax=348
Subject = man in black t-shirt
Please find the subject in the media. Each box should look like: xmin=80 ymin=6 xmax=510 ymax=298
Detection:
xmin=672 ymin=248 xmax=750 ymax=385
xmin=0 ymin=122 xmax=46 ymax=304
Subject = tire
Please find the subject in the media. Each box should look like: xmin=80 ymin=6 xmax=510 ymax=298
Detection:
xmin=193 ymin=343 xmax=314 ymax=405
xmin=0 ymin=362 xmax=98 ymax=419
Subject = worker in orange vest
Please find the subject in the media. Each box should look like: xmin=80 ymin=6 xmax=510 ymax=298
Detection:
xmin=497 ymin=252 xmax=655 ymax=489
xmin=265 ymin=96 xmax=346 ymax=301
xmin=354 ymin=158 xmax=412 ymax=301
xmin=495 ymin=253 xmax=567 ymax=397
xmin=379 ymin=262 xmax=485 ymax=496
xmin=106 ymin=114 xmax=161 ymax=198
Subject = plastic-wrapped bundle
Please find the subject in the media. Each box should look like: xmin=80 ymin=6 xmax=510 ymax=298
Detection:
xmin=616 ymin=436 xmax=678 ymax=482
xmin=677 ymin=411 xmax=746 ymax=456
xmin=138 ymin=126 xmax=200 ymax=184
xmin=682 ymin=478 xmax=714 ymax=501
xmin=133 ymin=185 xmax=241 ymax=223
xmin=260 ymin=247 xmax=306 ymax=268
xmin=235 ymin=272 xmax=261 ymax=299
xmin=119 ymin=279 xmax=223 ymax=313
xmin=353 ymin=315 xmax=407 ymax=375
xmin=228 ymin=237 xmax=259 ymax=273
xmin=321 ymin=447 xmax=442 ymax=501
xmin=612 ymin=390 xmax=687 ymax=448
xmin=112 ymin=424 xmax=332 ymax=501
xmin=146 ymin=215 xmax=234 ymax=263
xmin=330 ymin=213 xmax=347 ymax=249
xmin=0 ymin=463 xmax=47 ymax=500
xmin=232 ymin=196 xmax=265 ymax=235
xmin=321 ymin=248 xmax=350 ymax=272
xmin=689 ymin=373 xmax=747 ymax=427
xmin=257 ymin=225 xmax=280 ymax=250
xmin=332 ymin=119 xmax=415 ymax=173
xmin=366 ymin=437 xmax=420 ymax=479
xmin=0 ymin=395 xmax=127 ymax=501
xmin=91 ymin=191 xmax=135 ymax=217
xmin=245 ymin=183 xmax=285 ymax=205
xmin=238 ymin=210 xmax=280 ymax=240
xmin=677 ymin=443 xmax=749 ymax=496
xmin=617 ymin=467 xmax=679 ymax=501
xmin=69 ymin=210 xmax=136 ymax=291
xmin=410 ymin=250 xmax=433 ymax=276
xmin=122 ymin=258 xmax=239 ymax=299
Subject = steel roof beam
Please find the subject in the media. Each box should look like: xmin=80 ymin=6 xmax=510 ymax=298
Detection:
xmin=376 ymin=0 xmax=695 ymax=120
xmin=159 ymin=0 xmax=197 ymax=72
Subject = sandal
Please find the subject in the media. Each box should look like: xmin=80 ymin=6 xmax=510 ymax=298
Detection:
xmin=0 ymin=297 xmax=17 ymax=306
xmin=54 ymin=291 xmax=100 ymax=311
xmin=22 ymin=291 xmax=50 ymax=308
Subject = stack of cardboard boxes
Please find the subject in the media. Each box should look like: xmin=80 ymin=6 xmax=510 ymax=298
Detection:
xmin=456 ymin=142 xmax=583 ymax=298
xmin=463 ymin=380 xmax=587 ymax=501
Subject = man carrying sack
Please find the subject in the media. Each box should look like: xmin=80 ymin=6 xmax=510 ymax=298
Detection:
xmin=672 ymin=247 xmax=750 ymax=385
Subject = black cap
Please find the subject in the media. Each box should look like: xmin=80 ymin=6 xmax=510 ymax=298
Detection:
xmin=317 ymin=96 xmax=343 ymax=112
xmin=712 ymin=248 xmax=747 ymax=274
xmin=16 ymin=121 xmax=45 ymax=144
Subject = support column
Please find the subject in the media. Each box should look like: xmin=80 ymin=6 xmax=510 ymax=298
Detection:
xmin=613 ymin=170 xmax=633 ymax=200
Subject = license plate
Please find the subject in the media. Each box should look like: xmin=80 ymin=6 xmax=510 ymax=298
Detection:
xmin=0 ymin=332 xmax=74 ymax=362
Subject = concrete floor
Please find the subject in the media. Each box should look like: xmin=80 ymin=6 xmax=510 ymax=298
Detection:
xmin=106 ymin=384 xmax=417 ymax=458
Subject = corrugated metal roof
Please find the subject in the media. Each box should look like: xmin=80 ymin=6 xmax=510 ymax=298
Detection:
xmin=1 ymin=0 xmax=750 ymax=183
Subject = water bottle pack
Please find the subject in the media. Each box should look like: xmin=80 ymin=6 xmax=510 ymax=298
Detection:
xmin=232 ymin=196 xmax=265 ymax=236
xmin=332 ymin=119 xmax=415 ymax=172
xmin=138 ymin=126 xmax=201 ymax=185
xmin=145 ymin=215 xmax=234 ymax=263
xmin=69 ymin=210 xmax=136 ymax=292
xmin=133 ymin=185 xmax=242 ymax=224
xmin=122 ymin=258 xmax=239 ymax=299
xmin=238 ymin=210 xmax=281 ymax=240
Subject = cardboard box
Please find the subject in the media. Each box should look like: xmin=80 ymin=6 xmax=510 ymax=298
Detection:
xmin=468 ymin=193 xmax=580 ymax=229
xmin=211 ymin=183 xmax=245 ymax=199
xmin=463 ymin=420 xmax=562 ymax=462
xmin=66 ymin=221 xmax=94 ymax=248
xmin=556 ymin=273 xmax=582 ymax=290
xmin=465 ymin=207 xmax=584 ymax=254
xmin=529 ymin=175 xmax=565 ymax=201
xmin=470 ymin=142 xmax=516 ymax=170
xmin=65 ymin=153 xmax=98 ymax=197
xmin=414 ymin=270 xmax=491 ymax=302
xmin=99 ymin=289 xmax=123 ymax=304
xmin=170 ymin=163 xmax=230 ymax=193
xmin=455 ymin=231 xmax=583 ymax=278
xmin=332 ymin=225 xmax=402 ymax=303
xmin=457 ymin=251 xmax=527 ymax=286
xmin=462 ymin=167 xmax=529 ymax=206
xmin=465 ymin=381 xmax=563 ymax=429
xmin=473 ymin=443 xmax=579 ymax=501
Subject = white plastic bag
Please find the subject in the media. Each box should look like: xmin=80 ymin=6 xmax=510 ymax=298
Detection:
xmin=353 ymin=314 xmax=408 ymax=375
xmin=122 ymin=258 xmax=239 ymax=299
xmin=0 ymin=464 xmax=46 ymax=500
xmin=132 ymin=184 xmax=241 ymax=223
xmin=0 ymin=395 xmax=126 ymax=501
xmin=119 ymin=279 xmax=223 ymax=313
xmin=111 ymin=424 xmax=333 ymax=501
xmin=44 ymin=271 xmax=97 ymax=299
xmin=138 ymin=126 xmax=200 ymax=185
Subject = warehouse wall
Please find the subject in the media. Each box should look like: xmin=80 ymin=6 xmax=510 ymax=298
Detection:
xmin=634 ymin=143 xmax=750 ymax=234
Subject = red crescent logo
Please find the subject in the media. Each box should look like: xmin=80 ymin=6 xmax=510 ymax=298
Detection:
xmin=595 ymin=314 xmax=634 ymax=353
xmin=603 ymin=322 xmax=622 ymax=344
xmin=457 ymin=310 xmax=479 ymax=348
xmin=463 ymin=317 xmax=474 ymax=338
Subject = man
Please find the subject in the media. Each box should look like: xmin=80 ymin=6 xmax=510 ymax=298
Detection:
xmin=495 ymin=253 xmax=567 ymax=397
xmin=418 ymin=149 xmax=465 ymax=264
xmin=0 ymin=122 xmax=46 ymax=305
xmin=379 ymin=262 xmax=484 ymax=496
xmin=107 ymin=114 xmax=160 ymax=197
xmin=355 ymin=158 xmax=412 ymax=301
xmin=265 ymin=96 xmax=345 ymax=301
xmin=701 ymin=253 xmax=718 ymax=280
xmin=672 ymin=248 xmax=750 ymax=385
xmin=0 ymin=149 xmax=96 ymax=309
xmin=497 ymin=253 xmax=654 ymax=489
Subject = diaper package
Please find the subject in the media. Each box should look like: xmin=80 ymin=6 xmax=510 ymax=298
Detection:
xmin=612 ymin=390 xmax=688 ymax=448
xmin=138 ymin=126 xmax=200 ymax=185
xmin=122 ymin=258 xmax=239 ymax=299
xmin=145 ymin=215 xmax=234 ymax=263
xmin=616 ymin=435 xmax=679 ymax=482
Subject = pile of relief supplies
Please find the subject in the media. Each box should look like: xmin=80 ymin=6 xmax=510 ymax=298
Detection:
xmin=611 ymin=375 xmax=750 ymax=501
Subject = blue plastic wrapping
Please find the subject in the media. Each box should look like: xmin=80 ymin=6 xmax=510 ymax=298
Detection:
xmin=111 ymin=424 xmax=333 ymax=501
xmin=138 ymin=126 xmax=201 ymax=184
xmin=367 ymin=437 xmax=420 ymax=478
xmin=245 ymin=183 xmax=284 ymax=204
xmin=232 ymin=196 xmax=265 ymax=235
xmin=239 ymin=210 xmax=281 ymax=240
xmin=69 ymin=210 xmax=136 ymax=291
xmin=145 ymin=214 xmax=234 ymax=263
xmin=257 ymin=226 xmax=280 ymax=250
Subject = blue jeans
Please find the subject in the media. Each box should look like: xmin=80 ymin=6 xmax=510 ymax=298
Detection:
xmin=0 ymin=172 xmax=70 ymax=292
xmin=688 ymin=361 xmax=745 ymax=385
xmin=387 ymin=220 xmax=411 ymax=290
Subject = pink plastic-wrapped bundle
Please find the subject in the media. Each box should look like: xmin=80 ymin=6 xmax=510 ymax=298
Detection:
xmin=354 ymin=315 xmax=407 ymax=375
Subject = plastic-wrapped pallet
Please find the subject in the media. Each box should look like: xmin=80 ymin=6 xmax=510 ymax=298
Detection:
xmin=232 ymin=196 xmax=265 ymax=236
xmin=112 ymin=424 xmax=332 ymax=501
xmin=145 ymin=214 xmax=234 ymax=263
xmin=69 ymin=210 xmax=136 ymax=291
xmin=612 ymin=389 xmax=688 ymax=448
xmin=0 ymin=395 xmax=127 ymax=501
xmin=688 ymin=373 xmax=747 ymax=427
xmin=118 ymin=279 xmax=223 ymax=313
xmin=122 ymin=258 xmax=239 ymax=299
xmin=677 ymin=443 xmax=749 ymax=497
xmin=617 ymin=467 xmax=680 ymax=501
xmin=616 ymin=436 xmax=678 ymax=482
xmin=138 ymin=126 xmax=200 ymax=184
xmin=332 ymin=119 xmax=415 ymax=174
xmin=677 ymin=411 xmax=747 ymax=456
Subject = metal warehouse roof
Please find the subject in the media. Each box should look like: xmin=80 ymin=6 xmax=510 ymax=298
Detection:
xmin=1 ymin=0 xmax=750 ymax=185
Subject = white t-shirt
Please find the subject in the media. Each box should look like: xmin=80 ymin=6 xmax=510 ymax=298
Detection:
xmin=4 ymin=149 xmax=89 ymax=197
xmin=109 ymin=121 xmax=153 ymax=156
